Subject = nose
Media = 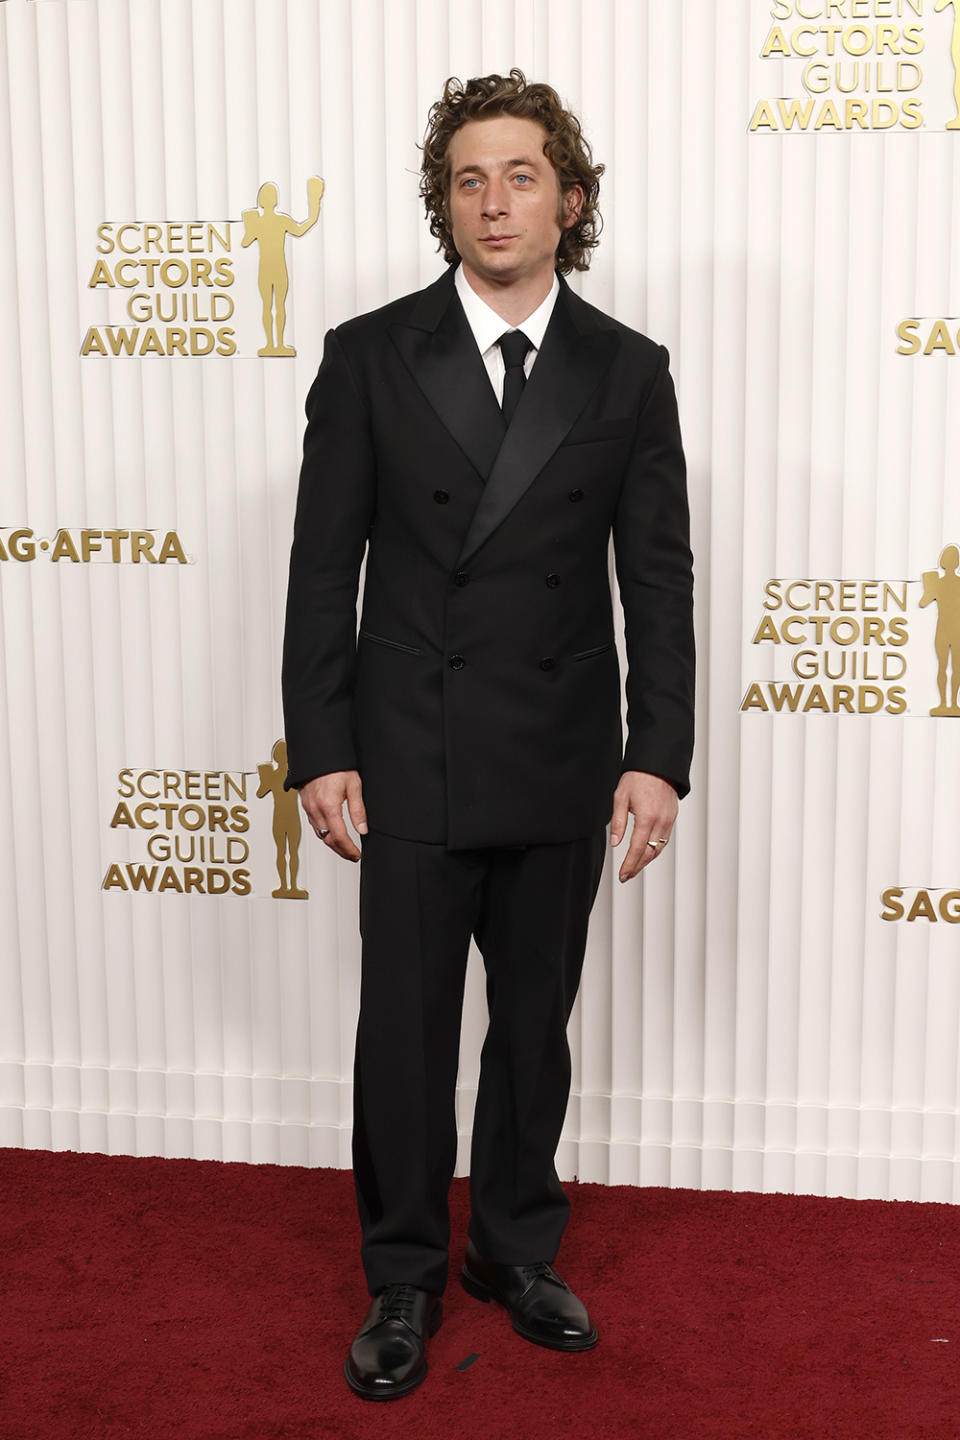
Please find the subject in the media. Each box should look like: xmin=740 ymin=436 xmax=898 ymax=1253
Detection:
xmin=481 ymin=178 xmax=508 ymax=218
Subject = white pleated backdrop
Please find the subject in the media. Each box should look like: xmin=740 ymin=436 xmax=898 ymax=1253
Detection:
xmin=3 ymin=0 xmax=960 ymax=1203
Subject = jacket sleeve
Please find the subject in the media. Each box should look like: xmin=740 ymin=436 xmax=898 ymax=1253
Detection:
xmin=612 ymin=344 xmax=695 ymax=798
xmin=281 ymin=326 xmax=375 ymax=789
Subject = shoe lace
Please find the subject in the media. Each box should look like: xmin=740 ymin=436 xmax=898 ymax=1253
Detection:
xmin=520 ymin=1261 xmax=556 ymax=1285
xmin=378 ymin=1283 xmax=419 ymax=1321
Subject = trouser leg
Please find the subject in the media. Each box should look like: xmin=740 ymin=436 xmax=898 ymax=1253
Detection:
xmin=467 ymin=825 xmax=607 ymax=1263
xmin=353 ymin=829 xmax=483 ymax=1296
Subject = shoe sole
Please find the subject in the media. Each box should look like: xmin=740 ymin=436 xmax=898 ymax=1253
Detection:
xmin=344 ymin=1300 xmax=444 ymax=1400
xmin=460 ymin=1267 xmax=599 ymax=1352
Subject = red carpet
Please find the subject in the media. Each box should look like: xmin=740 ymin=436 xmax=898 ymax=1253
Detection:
xmin=2 ymin=1147 xmax=960 ymax=1439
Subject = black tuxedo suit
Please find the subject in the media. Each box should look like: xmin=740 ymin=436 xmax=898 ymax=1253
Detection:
xmin=282 ymin=264 xmax=694 ymax=848
xmin=282 ymin=263 xmax=694 ymax=1295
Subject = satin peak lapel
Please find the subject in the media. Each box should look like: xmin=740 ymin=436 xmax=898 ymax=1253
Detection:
xmin=388 ymin=272 xmax=505 ymax=482
xmin=455 ymin=293 xmax=619 ymax=568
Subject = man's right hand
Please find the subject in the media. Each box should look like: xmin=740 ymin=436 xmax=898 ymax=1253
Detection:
xmin=298 ymin=771 xmax=367 ymax=862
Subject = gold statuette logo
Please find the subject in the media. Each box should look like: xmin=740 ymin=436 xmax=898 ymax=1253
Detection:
xmin=919 ymin=543 xmax=960 ymax=714
xmin=242 ymin=179 xmax=323 ymax=357
xmin=256 ymin=739 xmax=308 ymax=899
xmin=936 ymin=0 xmax=960 ymax=126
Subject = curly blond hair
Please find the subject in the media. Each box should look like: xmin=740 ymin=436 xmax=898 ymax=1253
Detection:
xmin=420 ymin=69 xmax=604 ymax=275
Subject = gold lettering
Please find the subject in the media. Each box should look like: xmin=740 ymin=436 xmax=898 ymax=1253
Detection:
xmin=131 ymin=531 xmax=157 ymax=564
xmin=140 ymin=328 xmax=165 ymax=356
xmin=762 ymin=25 xmax=792 ymax=56
xmin=749 ymin=100 xmax=779 ymax=131
xmin=742 ymin=682 xmax=771 ymax=711
xmin=224 ymin=774 xmax=247 ymax=802
xmin=940 ymin=892 xmax=960 ymax=923
xmin=88 ymin=258 xmax=116 ymax=288
xmin=803 ymin=685 xmax=830 ymax=711
xmin=102 ymin=529 xmax=130 ymax=562
xmin=50 ymin=530 xmax=80 ymax=563
xmin=907 ymin=890 xmax=937 ymax=922
xmin=752 ymin=616 xmax=781 ymax=643
xmin=8 ymin=529 xmax=35 ymax=561
xmin=880 ymin=887 xmax=905 ymax=921
xmin=117 ymin=223 xmax=142 ymax=255
xmin=814 ymin=99 xmax=844 ymax=128
xmin=925 ymin=320 xmax=956 ymax=355
xmin=80 ymin=328 xmax=107 ymax=356
xmin=157 ymin=532 xmax=188 ymax=564
xmin=107 ymin=327 xmax=140 ymax=356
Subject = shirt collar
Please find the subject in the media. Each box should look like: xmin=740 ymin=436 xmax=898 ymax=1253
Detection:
xmin=454 ymin=264 xmax=560 ymax=357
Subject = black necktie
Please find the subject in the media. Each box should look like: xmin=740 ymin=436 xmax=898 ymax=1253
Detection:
xmin=498 ymin=330 xmax=532 ymax=426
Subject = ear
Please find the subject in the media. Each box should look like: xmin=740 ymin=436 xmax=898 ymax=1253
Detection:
xmin=562 ymin=184 xmax=584 ymax=229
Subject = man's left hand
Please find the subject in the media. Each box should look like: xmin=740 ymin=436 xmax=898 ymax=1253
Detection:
xmin=609 ymin=771 xmax=678 ymax=883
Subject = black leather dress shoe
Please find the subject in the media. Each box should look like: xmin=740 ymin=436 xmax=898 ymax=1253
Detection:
xmin=461 ymin=1238 xmax=598 ymax=1351
xmin=344 ymin=1283 xmax=443 ymax=1400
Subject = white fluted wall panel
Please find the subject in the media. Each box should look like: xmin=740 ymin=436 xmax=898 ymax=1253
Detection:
xmin=3 ymin=0 xmax=960 ymax=1203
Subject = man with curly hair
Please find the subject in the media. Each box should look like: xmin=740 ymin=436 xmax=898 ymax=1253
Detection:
xmin=282 ymin=70 xmax=695 ymax=1400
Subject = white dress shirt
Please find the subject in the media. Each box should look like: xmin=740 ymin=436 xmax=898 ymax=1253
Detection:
xmin=454 ymin=264 xmax=560 ymax=407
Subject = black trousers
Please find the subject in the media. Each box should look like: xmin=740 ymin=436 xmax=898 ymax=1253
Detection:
xmin=353 ymin=824 xmax=607 ymax=1296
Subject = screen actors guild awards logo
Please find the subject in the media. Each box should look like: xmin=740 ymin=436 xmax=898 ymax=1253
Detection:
xmin=82 ymin=177 xmax=323 ymax=359
xmin=102 ymin=742 xmax=309 ymax=899
xmin=256 ymin=738 xmax=308 ymax=899
xmin=748 ymin=0 xmax=960 ymax=132
xmin=242 ymin=178 xmax=323 ymax=357
xmin=742 ymin=544 xmax=960 ymax=717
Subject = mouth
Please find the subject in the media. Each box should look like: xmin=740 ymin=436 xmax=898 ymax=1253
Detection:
xmin=480 ymin=235 xmax=516 ymax=247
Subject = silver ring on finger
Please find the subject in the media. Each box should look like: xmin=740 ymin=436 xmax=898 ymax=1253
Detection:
xmin=316 ymin=828 xmax=330 ymax=838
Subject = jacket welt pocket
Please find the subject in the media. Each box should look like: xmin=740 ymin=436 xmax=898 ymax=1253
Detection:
xmin=560 ymin=420 xmax=634 ymax=447
xmin=572 ymin=641 xmax=615 ymax=661
xmin=358 ymin=629 xmax=423 ymax=656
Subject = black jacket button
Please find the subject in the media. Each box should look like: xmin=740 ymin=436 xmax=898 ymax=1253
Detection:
xmin=454 ymin=571 xmax=470 ymax=587
xmin=449 ymin=654 xmax=465 ymax=670
xmin=569 ymin=488 xmax=584 ymax=502
xmin=539 ymin=657 xmax=555 ymax=671
xmin=545 ymin=573 xmax=560 ymax=587
xmin=434 ymin=489 xmax=450 ymax=504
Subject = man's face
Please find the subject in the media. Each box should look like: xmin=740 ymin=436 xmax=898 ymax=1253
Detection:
xmin=446 ymin=115 xmax=580 ymax=290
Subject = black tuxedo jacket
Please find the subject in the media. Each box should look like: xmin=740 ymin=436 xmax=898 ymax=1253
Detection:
xmin=282 ymin=264 xmax=694 ymax=850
